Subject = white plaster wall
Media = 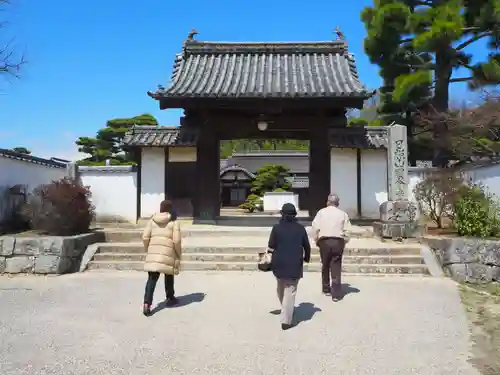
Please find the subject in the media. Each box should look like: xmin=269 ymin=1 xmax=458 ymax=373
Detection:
xmin=141 ymin=148 xmax=165 ymax=218
xmin=330 ymin=149 xmax=358 ymax=217
xmin=263 ymin=192 xmax=299 ymax=212
xmin=0 ymin=157 xmax=66 ymax=192
xmin=462 ymin=163 xmax=500 ymax=199
xmin=79 ymin=167 xmax=137 ymax=223
xmin=408 ymin=165 xmax=500 ymax=203
xmin=168 ymin=147 xmax=197 ymax=162
xmin=360 ymin=149 xmax=388 ymax=219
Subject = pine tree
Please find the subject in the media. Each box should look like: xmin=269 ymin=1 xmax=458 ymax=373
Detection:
xmin=76 ymin=114 xmax=158 ymax=165
xmin=362 ymin=0 xmax=500 ymax=165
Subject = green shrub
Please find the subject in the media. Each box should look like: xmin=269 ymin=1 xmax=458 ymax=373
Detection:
xmin=239 ymin=194 xmax=263 ymax=213
xmin=413 ymin=170 xmax=464 ymax=228
xmin=454 ymin=184 xmax=500 ymax=238
xmin=23 ymin=178 xmax=95 ymax=236
xmin=273 ymin=188 xmax=287 ymax=192
xmin=490 ymin=200 xmax=500 ymax=237
xmin=251 ymin=164 xmax=291 ymax=195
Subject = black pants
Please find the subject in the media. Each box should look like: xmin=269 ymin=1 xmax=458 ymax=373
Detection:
xmin=143 ymin=272 xmax=175 ymax=305
xmin=318 ymin=237 xmax=345 ymax=297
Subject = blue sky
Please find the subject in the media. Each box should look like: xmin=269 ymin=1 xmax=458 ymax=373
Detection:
xmin=0 ymin=0 xmax=489 ymax=160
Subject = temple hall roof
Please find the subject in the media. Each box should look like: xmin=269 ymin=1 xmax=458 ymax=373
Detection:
xmin=148 ymin=37 xmax=371 ymax=102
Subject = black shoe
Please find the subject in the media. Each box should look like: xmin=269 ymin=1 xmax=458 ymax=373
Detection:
xmin=332 ymin=295 xmax=344 ymax=302
xmin=322 ymin=289 xmax=331 ymax=296
xmin=166 ymin=296 xmax=178 ymax=307
xmin=143 ymin=304 xmax=151 ymax=316
xmin=281 ymin=323 xmax=293 ymax=331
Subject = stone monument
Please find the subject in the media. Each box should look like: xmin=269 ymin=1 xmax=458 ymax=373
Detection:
xmin=373 ymin=124 xmax=418 ymax=239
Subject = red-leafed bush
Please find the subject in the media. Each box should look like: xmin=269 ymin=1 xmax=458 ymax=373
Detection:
xmin=23 ymin=178 xmax=95 ymax=236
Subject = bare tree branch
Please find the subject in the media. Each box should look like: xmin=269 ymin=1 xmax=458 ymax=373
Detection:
xmin=456 ymin=31 xmax=496 ymax=51
xmin=0 ymin=0 xmax=24 ymax=78
xmin=415 ymin=93 xmax=500 ymax=161
xmin=449 ymin=76 xmax=474 ymax=83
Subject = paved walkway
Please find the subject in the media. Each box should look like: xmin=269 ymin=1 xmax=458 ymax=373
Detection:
xmin=0 ymin=272 xmax=478 ymax=375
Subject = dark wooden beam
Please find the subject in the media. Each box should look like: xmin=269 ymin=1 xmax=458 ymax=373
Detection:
xmin=195 ymin=113 xmax=345 ymax=129
xmin=308 ymin=122 xmax=331 ymax=217
xmin=164 ymin=147 xmax=169 ymax=200
xmin=356 ymin=148 xmax=362 ymax=218
xmin=159 ymin=97 xmax=366 ymax=111
xmin=135 ymin=149 xmax=142 ymax=222
xmin=218 ymin=130 xmax=310 ymax=141
xmin=193 ymin=112 xmax=346 ymax=140
xmin=193 ymin=126 xmax=220 ymax=224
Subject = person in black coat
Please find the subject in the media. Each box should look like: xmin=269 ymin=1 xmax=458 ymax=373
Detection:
xmin=267 ymin=203 xmax=311 ymax=330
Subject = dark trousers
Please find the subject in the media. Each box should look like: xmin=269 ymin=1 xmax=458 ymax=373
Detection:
xmin=143 ymin=272 xmax=175 ymax=305
xmin=318 ymin=237 xmax=345 ymax=297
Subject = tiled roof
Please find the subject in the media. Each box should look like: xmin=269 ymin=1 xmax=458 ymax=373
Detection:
xmin=147 ymin=40 xmax=371 ymax=101
xmin=329 ymin=127 xmax=388 ymax=149
xmin=227 ymin=152 xmax=309 ymax=173
xmin=219 ymin=163 xmax=308 ymax=188
xmin=123 ymin=126 xmax=388 ymax=149
xmin=231 ymin=150 xmax=308 ymax=157
xmin=122 ymin=126 xmax=198 ymax=147
xmin=0 ymin=148 xmax=67 ymax=168
xmin=220 ymin=164 xmax=256 ymax=179
xmin=78 ymin=165 xmax=137 ymax=173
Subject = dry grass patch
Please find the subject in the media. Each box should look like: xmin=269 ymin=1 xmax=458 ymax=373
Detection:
xmin=459 ymin=283 xmax=500 ymax=375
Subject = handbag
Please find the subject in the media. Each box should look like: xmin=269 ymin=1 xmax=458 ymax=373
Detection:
xmin=257 ymin=249 xmax=273 ymax=272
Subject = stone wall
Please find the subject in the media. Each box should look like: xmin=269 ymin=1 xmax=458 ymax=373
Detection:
xmin=0 ymin=232 xmax=104 ymax=274
xmin=422 ymin=237 xmax=500 ymax=283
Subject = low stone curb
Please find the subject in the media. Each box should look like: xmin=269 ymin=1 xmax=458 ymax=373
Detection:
xmin=419 ymin=244 xmax=445 ymax=278
xmin=0 ymin=232 xmax=104 ymax=275
xmin=421 ymin=236 xmax=500 ymax=284
xmin=79 ymin=243 xmax=101 ymax=272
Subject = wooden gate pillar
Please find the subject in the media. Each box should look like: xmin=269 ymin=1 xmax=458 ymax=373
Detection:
xmin=308 ymin=124 xmax=331 ymax=218
xmin=194 ymin=125 xmax=220 ymax=224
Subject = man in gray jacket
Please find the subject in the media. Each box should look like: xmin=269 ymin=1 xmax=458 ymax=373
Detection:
xmin=311 ymin=193 xmax=351 ymax=301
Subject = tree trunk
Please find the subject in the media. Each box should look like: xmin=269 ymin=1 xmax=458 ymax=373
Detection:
xmin=406 ymin=110 xmax=417 ymax=166
xmin=432 ymin=49 xmax=453 ymax=167
xmin=437 ymin=216 xmax=443 ymax=229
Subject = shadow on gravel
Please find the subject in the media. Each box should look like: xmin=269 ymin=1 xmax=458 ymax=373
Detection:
xmin=342 ymin=283 xmax=360 ymax=297
xmin=294 ymin=302 xmax=322 ymax=326
xmin=150 ymin=292 xmax=206 ymax=315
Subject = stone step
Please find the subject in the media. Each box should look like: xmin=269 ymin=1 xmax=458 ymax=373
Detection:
xmin=93 ymin=252 xmax=425 ymax=265
xmin=101 ymin=226 xmax=374 ymax=243
xmin=215 ymin=216 xmax=312 ymax=227
xmin=86 ymin=260 xmax=430 ymax=274
xmin=95 ymin=241 xmax=423 ymax=256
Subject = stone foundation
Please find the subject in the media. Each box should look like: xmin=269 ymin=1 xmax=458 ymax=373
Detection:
xmin=0 ymin=232 xmax=104 ymax=274
xmin=422 ymin=237 xmax=500 ymax=283
xmin=373 ymin=221 xmax=422 ymax=239
xmin=374 ymin=199 xmax=420 ymax=239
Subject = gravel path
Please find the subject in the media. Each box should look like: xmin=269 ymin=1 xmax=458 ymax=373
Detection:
xmin=0 ymin=272 xmax=478 ymax=375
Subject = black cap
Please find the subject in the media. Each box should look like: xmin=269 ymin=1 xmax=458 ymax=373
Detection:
xmin=280 ymin=203 xmax=297 ymax=216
